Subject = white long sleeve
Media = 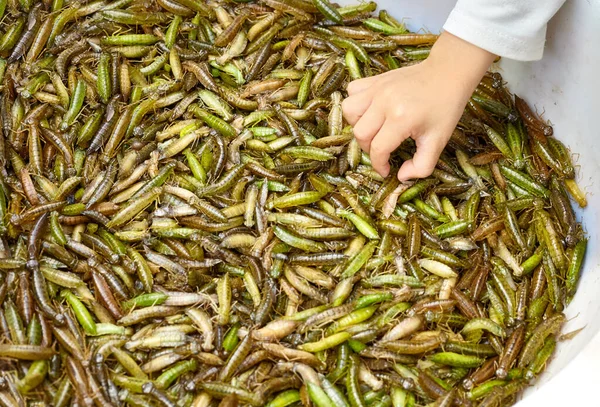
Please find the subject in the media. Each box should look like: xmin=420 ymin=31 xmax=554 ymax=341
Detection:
xmin=443 ymin=0 xmax=566 ymax=61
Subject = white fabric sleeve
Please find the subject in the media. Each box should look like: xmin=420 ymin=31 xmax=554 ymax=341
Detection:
xmin=443 ymin=0 xmax=566 ymax=61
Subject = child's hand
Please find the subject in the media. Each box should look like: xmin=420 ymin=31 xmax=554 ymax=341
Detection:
xmin=342 ymin=32 xmax=496 ymax=181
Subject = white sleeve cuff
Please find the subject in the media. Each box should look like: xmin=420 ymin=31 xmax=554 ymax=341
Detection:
xmin=443 ymin=6 xmax=546 ymax=61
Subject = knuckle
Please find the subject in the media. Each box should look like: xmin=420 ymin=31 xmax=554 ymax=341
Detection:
xmin=370 ymin=143 xmax=383 ymax=154
xmin=370 ymin=137 xmax=393 ymax=154
xmin=370 ymin=144 xmax=391 ymax=158
xmin=390 ymin=106 xmax=406 ymax=120
xmin=353 ymin=130 xmax=368 ymax=141
xmin=341 ymin=98 xmax=353 ymax=113
xmin=347 ymin=79 xmax=364 ymax=94
xmin=383 ymin=87 xmax=397 ymax=99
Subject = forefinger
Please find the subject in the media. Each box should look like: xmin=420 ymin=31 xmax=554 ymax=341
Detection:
xmin=352 ymin=107 xmax=385 ymax=153
xmin=369 ymin=121 xmax=408 ymax=178
xmin=346 ymin=76 xmax=377 ymax=95
xmin=347 ymin=68 xmax=402 ymax=95
xmin=342 ymin=93 xmax=372 ymax=126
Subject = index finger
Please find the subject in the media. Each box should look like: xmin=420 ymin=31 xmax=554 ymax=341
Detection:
xmin=346 ymin=77 xmax=376 ymax=95
xmin=369 ymin=121 xmax=408 ymax=178
xmin=342 ymin=93 xmax=372 ymax=126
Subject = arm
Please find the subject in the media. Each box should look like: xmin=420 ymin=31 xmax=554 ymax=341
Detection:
xmin=342 ymin=0 xmax=567 ymax=181
xmin=444 ymin=0 xmax=567 ymax=61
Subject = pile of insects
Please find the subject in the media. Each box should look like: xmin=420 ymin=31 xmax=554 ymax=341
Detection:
xmin=0 ymin=0 xmax=589 ymax=405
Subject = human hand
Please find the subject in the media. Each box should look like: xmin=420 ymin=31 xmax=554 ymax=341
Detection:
xmin=342 ymin=32 xmax=496 ymax=181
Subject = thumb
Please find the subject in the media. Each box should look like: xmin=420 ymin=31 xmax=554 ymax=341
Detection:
xmin=396 ymin=134 xmax=446 ymax=181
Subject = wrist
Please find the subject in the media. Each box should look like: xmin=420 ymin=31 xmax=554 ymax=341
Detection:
xmin=426 ymin=31 xmax=496 ymax=97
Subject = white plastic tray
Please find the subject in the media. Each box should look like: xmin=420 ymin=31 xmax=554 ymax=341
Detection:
xmin=335 ymin=0 xmax=600 ymax=404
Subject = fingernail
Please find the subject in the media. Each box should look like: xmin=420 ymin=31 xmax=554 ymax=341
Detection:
xmin=397 ymin=173 xmax=411 ymax=184
xmin=398 ymin=178 xmax=414 ymax=187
